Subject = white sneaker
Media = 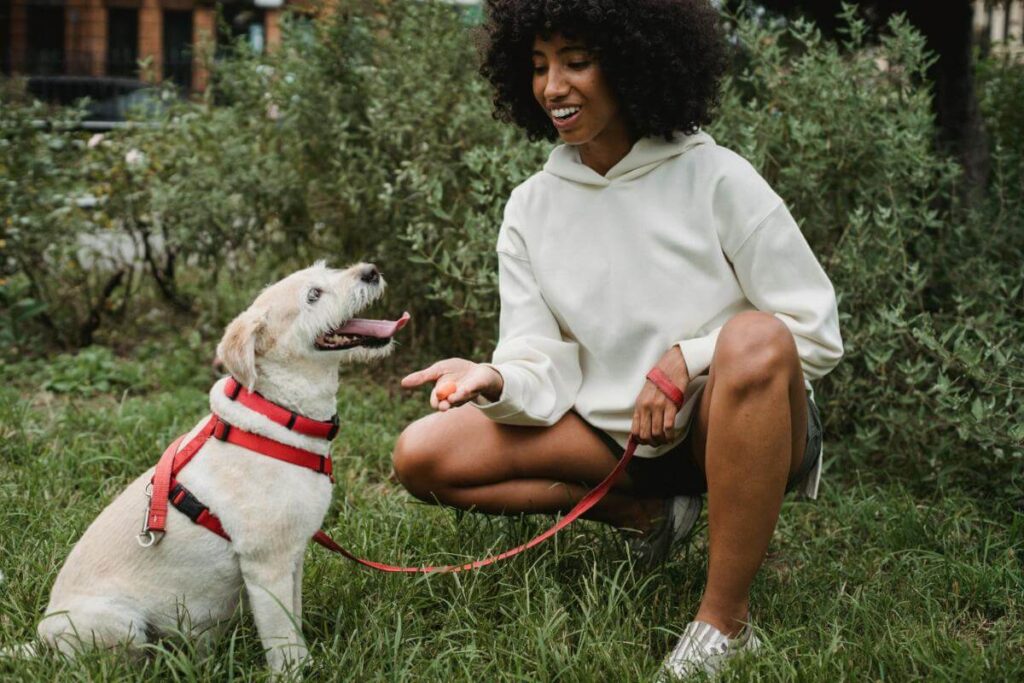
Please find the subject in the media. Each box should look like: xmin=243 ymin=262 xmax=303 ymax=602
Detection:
xmin=658 ymin=618 xmax=762 ymax=680
xmin=625 ymin=495 xmax=702 ymax=568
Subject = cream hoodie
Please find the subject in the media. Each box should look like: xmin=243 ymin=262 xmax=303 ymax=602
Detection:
xmin=475 ymin=132 xmax=843 ymax=460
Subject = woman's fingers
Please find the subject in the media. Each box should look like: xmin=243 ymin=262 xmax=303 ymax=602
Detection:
xmin=401 ymin=362 xmax=445 ymax=388
xmin=651 ymin=404 xmax=677 ymax=445
xmin=440 ymin=369 xmax=488 ymax=409
xmin=661 ymin=404 xmax=678 ymax=444
xmin=405 ymin=359 xmax=485 ymax=411
xmin=633 ymin=386 xmax=679 ymax=445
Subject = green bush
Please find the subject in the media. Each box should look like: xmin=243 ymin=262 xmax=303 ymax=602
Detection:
xmin=203 ymin=3 xmax=549 ymax=354
xmin=710 ymin=8 xmax=1021 ymax=490
xmin=1 ymin=2 xmax=1019 ymax=492
xmin=0 ymin=99 xmax=140 ymax=348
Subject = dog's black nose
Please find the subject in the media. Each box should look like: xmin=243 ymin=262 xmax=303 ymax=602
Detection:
xmin=360 ymin=264 xmax=381 ymax=285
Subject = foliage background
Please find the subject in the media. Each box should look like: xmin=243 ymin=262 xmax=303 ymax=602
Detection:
xmin=0 ymin=1 xmax=1022 ymax=677
xmin=3 ymin=0 xmax=1019 ymax=496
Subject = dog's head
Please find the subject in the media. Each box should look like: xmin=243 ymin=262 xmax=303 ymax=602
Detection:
xmin=216 ymin=261 xmax=408 ymax=389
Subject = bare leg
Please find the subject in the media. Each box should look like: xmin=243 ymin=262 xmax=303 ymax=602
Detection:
xmin=686 ymin=312 xmax=809 ymax=636
xmin=392 ymin=407 xmax=662 ymax=531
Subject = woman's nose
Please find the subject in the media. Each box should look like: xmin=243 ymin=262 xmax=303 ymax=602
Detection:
xmin=544 ymin=65 xmax=570 ymax=100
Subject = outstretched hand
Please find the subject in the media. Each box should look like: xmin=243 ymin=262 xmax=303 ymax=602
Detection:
xmin=632 ymin=346 xmax=690 ymax=446
xmin=401 ymin=358 xmax=504 ymax=411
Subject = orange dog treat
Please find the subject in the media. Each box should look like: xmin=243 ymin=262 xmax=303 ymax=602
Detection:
xmin=437 ymin=381 xmax=458 ymax=401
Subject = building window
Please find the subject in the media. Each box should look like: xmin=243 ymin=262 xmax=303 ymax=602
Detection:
xmin=164 ymin=10 xmax=193 ymax=90
xmin=107 ymin=7 xmax=139 ymax=78
xmin=220 ymin=4 xmax=266 ymax=53
xmin=27 ymin=5 xmax=65 ymax=75
xmin=1 ymin=0 xmax=11 ymax=75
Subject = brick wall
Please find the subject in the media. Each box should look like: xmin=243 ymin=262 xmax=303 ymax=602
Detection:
xmin=4 ymin=0 xmax=297 ymax=91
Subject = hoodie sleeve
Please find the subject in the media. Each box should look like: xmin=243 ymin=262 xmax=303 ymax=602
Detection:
xmin=677 ymin=151 xmax=843 ymax=380
xmin=727 ymin=202 xmax=844 ymax=380
xmin=473 ymin=197 xmax=583 ymax=426
xmin=676 ymin=326 xmax=723 ymax=380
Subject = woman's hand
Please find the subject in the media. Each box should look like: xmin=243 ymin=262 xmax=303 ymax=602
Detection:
xmin=632 ymin=346 xmax=690 ymax=446
xmin=401 ymin=358 xmax=505 ymax=411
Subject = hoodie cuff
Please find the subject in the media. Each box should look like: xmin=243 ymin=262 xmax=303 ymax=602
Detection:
xmin=676 ymin=328 xmax=722 ymax=380
xmin=472 ymin=363 xmax=524 ymax=420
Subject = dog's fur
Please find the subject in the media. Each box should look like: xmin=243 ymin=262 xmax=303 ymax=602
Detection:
xmin=24 ymin=261 xmax=395 ymax=672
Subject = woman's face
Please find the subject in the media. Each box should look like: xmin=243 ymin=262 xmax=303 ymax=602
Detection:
xmin=531 ymin=33 xmax=629 ymax=150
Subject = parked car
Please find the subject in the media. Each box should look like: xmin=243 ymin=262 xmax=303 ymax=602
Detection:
xmin=25 ymin=76 xmax=178 ymax=128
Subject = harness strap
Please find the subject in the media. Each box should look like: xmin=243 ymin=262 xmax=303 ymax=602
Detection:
xmin=141 ymin=414 xmax=331 ymax=544
xmin=169 ymin=481 xmax=231 ymax=540
xmin=212 ymin=417 xmax=333 ymax=481
xmin=224 ymin=377 xmax=340 ymax=441
xmin=145 ymin=416 xmax=218 ymax=535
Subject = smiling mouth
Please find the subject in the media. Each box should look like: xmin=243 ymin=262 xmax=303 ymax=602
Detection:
xmin=550 ymin=106 xmax=582 ymax=129
xmin=314 ymin=312 xmax=411 ymax=351
xmin=552 ymin=105 xmax=581 ymax=119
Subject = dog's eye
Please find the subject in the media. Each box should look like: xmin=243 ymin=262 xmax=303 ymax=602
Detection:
xmin=307 ymin=288 xmax=323 ymax=304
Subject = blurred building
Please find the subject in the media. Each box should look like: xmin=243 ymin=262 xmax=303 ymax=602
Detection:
xmin=974 ymin=0 xmax=1024 ymax=57
xmin=0 ymin=0 xmax=297 ymax=93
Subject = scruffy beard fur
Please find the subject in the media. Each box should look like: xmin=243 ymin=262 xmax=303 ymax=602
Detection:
xmin=11 ymin=261 xmax=402 ymax=673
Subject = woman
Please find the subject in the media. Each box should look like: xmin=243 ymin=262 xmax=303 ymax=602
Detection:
xmin=394 ymin=0 xmax=843 ymax=677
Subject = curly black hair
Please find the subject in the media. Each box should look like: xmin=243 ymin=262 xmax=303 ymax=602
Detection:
xmin=480 ymin=0 xmax=728 ymax=141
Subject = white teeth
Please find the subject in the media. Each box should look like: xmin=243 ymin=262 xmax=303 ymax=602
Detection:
xmin=552 ymin=106 xmax=580 ymax=119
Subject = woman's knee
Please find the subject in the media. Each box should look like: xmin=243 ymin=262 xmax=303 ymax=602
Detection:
xmin=392 ymin=413 xmax=452 ymax=502
xmin=712 ymin=312 xmax=798 ymax=395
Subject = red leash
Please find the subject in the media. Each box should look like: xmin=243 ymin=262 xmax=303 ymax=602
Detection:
xmin=310 ymin=435 xmax=637 ymax=573
xmin=140 ymin=371 xmax=682 ymax=573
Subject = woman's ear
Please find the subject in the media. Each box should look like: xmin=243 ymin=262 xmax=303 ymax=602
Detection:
xmin=216 ymin=308 xmax=268 ymax=390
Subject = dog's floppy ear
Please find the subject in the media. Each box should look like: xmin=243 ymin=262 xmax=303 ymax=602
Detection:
xmin=216 ymin=308 xmax=267 ymax=390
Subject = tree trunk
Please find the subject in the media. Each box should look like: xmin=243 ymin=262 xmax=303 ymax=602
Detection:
xmin=902 ymin=0 xmax=990 ymax=195
xmin=738 ymin=0 xmax=992 ymax=195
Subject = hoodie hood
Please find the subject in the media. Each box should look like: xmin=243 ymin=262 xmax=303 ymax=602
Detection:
xmin=543 ymin=131 xmax=714 ymax=187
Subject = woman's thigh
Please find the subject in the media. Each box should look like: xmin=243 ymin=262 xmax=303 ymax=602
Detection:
xmin=392 ymin=404 xmax=641 ymax=495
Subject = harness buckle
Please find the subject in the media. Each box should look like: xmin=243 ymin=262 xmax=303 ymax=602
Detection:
xmin=137 ymin=482 xmax=164 ymax=548
xmin=327 ymin=414 xmax=340 ymax=441
xmin=227 ymin=378 xmax=243 ymax=400
xmin=213 ymin=419 xmax=232 ymax=441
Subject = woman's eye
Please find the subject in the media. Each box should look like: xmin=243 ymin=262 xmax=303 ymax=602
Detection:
xmin=307 ymin=288 xmax=323 ymax=304
xmin=533 ymin=65 xmax=548 ymax=75
xmin=568 ymin=61 xmax=591 ymax=70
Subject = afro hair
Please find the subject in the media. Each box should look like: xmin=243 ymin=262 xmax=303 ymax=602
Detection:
xmin=480 ymin=0 xmax=729 ymax=141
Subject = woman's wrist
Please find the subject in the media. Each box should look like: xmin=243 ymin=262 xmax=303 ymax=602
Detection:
xmin=661 ymin=346 xmax=690 ymax=388
xmin=480 ymin=365 xmax=505 ymax=402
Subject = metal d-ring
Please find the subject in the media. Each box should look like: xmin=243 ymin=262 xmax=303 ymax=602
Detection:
xmin=137 ymin=482 xmax=162 ymax=548
xmin=137 ymin=530 xmax=160 ymax=548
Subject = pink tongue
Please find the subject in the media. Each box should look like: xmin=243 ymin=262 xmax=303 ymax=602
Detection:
xmin=335 ymin=311 xmax=410 ymax=338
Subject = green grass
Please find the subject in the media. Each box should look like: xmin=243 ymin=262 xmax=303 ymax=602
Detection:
xmin=1 ymin=347 xmax=1022 ymax=681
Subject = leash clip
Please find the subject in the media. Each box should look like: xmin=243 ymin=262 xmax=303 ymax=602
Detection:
xmin=137 ymin=482 xmax=164 ymax=548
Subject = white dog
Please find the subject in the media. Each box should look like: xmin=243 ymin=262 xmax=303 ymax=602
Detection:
xmin=20 ymin=261 xmax=406 ymax=672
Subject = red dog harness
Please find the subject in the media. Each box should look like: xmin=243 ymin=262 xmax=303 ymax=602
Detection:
xmin=138 ymin=378 xmax=336 ymax=546
xmin=139 ymin=371 xmax=685 ymax=573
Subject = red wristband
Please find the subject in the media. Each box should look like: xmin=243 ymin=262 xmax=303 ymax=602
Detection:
xmin=645 ymin=367 xmax=685 ymax=408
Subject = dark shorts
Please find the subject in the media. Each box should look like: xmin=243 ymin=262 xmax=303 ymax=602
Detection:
xmin=582 ymin=391 xmax=823 ymax=498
